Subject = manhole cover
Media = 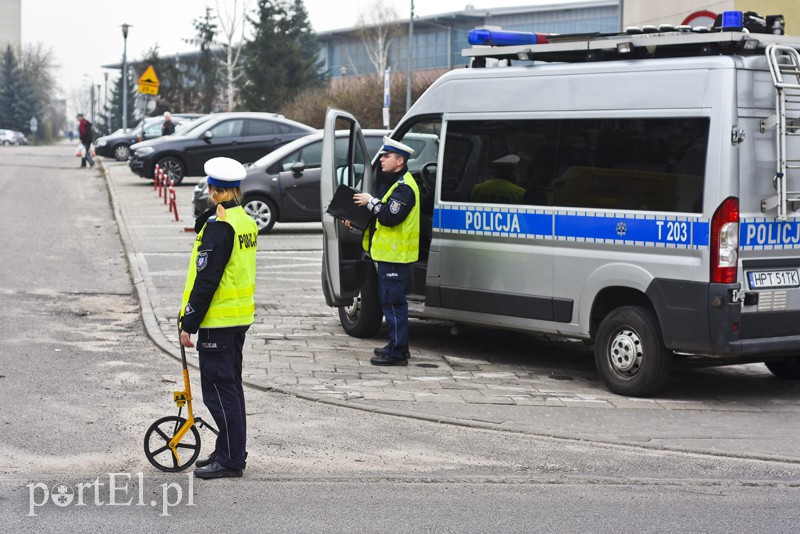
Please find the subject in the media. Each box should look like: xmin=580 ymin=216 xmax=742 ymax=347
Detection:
xmin=415 ymin=363 xmax=439 ymax=369
xmin=549 ymin=373 xmax=574 ymax=381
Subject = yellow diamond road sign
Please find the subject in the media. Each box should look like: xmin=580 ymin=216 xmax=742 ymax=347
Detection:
xmin=138 ymin=65 xmax=160 ymax=95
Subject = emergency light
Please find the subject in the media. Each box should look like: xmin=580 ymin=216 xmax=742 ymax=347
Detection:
xmin=721 ymin=11 xmax=744 ymax=31
xmin=468 ymin=29 xmax=549 ymax=46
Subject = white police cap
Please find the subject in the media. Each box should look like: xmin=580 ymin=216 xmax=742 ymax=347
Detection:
xmin=378 ymin=136 xmax=415 ymax=159
xmin=204 ymin=157 xmax=247 ymax=188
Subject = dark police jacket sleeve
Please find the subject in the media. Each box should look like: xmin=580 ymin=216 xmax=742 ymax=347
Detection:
xmin=372 ymin=178 xmax=417 ymax=227
xmin=180 ymin=217 xmax=235 ymax=334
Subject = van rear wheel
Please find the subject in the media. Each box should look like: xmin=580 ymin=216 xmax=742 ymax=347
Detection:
xmin=338 ymin=267 xmax=382 ymax=338
xmin=765 ymin=357 xmax=800 ymax=380
xmin=594 ymin=306 xmax=672 ymax=397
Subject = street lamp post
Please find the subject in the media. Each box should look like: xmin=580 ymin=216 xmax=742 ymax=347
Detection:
xmin=121 ymin=23 xmax=131 ymax=130
xmin=406 ymin=0 xmax=415 ymax=112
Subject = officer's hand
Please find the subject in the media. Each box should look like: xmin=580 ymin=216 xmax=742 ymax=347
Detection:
xmin=180 ymin=330 xmax=195 ymax=348
xmin=343 ymin=219 xmax=352 ymax=229
xmin=353 ymin=192 xmax=372 ymax=206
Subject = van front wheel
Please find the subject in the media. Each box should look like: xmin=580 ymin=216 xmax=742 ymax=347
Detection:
xmin=594 ymin=306 xmax=672 ymax=397
xmin=765 ymin=357 xmax=800 ymax=380
xmin=338 ymin=267 xmax=382 ymax=338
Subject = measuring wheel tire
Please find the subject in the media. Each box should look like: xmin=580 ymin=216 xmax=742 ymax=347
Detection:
xmin=594 ymin=306 xmax=672 ymax=397
xmin=144 ymin=416 xmax=201 ymax=472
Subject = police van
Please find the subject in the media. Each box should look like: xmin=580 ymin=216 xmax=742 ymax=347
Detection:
xmin=320 ymin=11 xmax=800 ymax=396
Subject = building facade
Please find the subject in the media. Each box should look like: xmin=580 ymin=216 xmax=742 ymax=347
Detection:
xmin=623 ymin=0 xmax=799 ymax=34
xmin=0 ymin=0 xmax=21 ymax=51
xmin=318 ymin=1 xmax=620 ymax=80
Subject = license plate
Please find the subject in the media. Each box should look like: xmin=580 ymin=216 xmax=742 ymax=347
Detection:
xmin=747 ymin=269 xmax=800 ymax=289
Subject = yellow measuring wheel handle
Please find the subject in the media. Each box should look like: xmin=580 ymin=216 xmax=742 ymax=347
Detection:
xmin=167 ymin=367 xmax=197 ymax=463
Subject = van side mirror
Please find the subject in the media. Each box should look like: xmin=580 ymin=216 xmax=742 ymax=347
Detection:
xmin=203 ymin=131 xmax=214 ymax=142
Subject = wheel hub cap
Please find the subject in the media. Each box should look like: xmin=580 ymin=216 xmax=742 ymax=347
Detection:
xmin=609 ymin=328 xmax=642 ymax=374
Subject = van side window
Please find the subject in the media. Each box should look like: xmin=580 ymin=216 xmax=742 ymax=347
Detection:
xmin=441 ymin=118 xmax=708 ymax=213
xmin=555 ymin=118 xmax=708 ymax=213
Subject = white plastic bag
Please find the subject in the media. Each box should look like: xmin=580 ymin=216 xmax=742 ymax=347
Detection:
xmin=75 ymin=143 xmax=85 ymax=157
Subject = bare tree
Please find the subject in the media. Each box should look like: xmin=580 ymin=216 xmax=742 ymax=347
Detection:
xmin=356 ymin=0 xmax=402 ymax=85
xmin=216 ymin=0 xmax=249 ymax=110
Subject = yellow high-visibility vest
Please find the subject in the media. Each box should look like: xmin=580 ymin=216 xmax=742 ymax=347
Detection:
xmin=363 ymin=173 xmax=420 ymax=263
xmin=180 ymin=206 xmax=257 ymax=328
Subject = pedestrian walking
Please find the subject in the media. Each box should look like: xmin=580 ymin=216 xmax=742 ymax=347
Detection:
xmin=77 ymin=113 xmax=94 ymax=167
xmin=352 ymin=137 xmax=421 ymax=366
xmin=179 ymin=157 xmax=258 ymax=479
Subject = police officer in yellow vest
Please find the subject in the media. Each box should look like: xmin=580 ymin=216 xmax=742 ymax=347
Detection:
xmin=353 ymin=137 xmax=420 ymax=366
xmin=179 ymin=157 xmax=257 ymax=479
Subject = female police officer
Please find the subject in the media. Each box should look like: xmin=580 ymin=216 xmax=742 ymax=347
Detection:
xmin=179 ymin=157 xmax=258 ymax=479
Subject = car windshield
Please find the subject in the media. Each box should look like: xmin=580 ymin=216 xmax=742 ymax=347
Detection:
xmin=177 ymin=115 xmax=214 ymax=136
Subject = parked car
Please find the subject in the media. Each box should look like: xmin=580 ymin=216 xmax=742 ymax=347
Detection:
xmin=192 ymin=129 xmax=440 ymax=234
xmin=0 ymin=129 xmax=18 ymax=145
xmin=129 ymin=112 xmax=315 ymax=185
xmin=95 ymin=114 xmax=203 ymax=161
xmin=13 ymin=131 xmax=28 ymax=145
xmin=135 ymin=113 xmax=205 ymax=143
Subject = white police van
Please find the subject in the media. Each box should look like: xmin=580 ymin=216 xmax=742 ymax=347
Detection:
xmin=321 ymin=11 xmax=800 ymax=396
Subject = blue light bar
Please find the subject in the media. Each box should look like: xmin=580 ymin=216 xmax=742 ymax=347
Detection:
xmin=721 ymin=11 xmax=744 ymax=30
xmin=468 ymin=29 xmax=547 ymax=47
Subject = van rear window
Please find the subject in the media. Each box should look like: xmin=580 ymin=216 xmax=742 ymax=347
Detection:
xmin=441 ymin=117 xmax=708 ymax=213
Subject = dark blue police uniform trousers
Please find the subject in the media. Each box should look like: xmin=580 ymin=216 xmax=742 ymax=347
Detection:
xmin=197 ymin=325 xmax=249 ymax=470
xmin=377 ymin=262 xmax=409 ymax=357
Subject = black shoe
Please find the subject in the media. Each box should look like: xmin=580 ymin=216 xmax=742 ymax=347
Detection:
xmin=373 ymin=346 xmax=389 ymax=357
xmin=194 ymin=461 xmax=243 ymax=479
xmin=370 ymin=353 xmax=409 ymax=366
xmin=195 ymin=452 xmax=216 ymax=469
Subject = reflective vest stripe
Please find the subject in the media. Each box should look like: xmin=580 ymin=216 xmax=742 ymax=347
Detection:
xmin=203 ymin=303 xmax=256 ymax=318
xmin=182 ymin=285 xmax=255 ymax=303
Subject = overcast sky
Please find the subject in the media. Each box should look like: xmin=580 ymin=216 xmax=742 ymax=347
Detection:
xmin=20 ymin=0 xmax=575 ymax=101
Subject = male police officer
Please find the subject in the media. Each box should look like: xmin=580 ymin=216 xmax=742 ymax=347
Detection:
xmin=180 ymin=157 xmax=258 ymax=479
xmin=353 ymin=137 xmax=421 ymax=366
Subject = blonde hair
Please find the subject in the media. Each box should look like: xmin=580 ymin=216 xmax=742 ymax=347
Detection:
xmin=209 ymin=185 xmax=242 ymax=204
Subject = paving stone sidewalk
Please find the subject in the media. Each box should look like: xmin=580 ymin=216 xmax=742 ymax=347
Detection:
xmin=101 ymin=158 xmax=800 ymax=462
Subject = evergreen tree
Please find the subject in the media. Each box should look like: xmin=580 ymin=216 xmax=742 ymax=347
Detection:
xmin=99 ymin=71 xmax=136 ymax=134
xmin=0 ymin=46 xmax=36 ymax=133
xmin=193 ymin=6 xmax=220 ymax=113
xmin=238 ymin=0 xmax=321 ymax=112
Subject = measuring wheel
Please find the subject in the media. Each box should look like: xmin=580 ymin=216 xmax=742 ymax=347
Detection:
xmin=144 ymin=415 xmax=201 ymax=472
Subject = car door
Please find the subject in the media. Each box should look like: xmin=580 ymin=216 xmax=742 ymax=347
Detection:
xmin=186 ymin=119 xmax=246 ymax=173
xmin=320 ymin=109 xmax=374 ymax=306
xmin=276 ymin=139 xmax=324 ymax=219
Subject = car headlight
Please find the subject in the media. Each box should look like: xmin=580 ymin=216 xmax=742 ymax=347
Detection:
xmin=96 ymin=139 xmax=106 ymax=147
xmin=135 ymin=147 xmax=155 ymax=155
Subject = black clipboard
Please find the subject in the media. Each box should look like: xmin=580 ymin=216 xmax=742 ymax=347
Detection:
xmin=326 ymin=184 xmax=373 ymax=231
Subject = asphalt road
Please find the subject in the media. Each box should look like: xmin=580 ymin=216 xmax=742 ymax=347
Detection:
xmin=0 ymin=144 xmax=798 ymax=533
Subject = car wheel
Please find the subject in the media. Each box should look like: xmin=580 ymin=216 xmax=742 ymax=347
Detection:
xmin=156 ymin=156 xmax=185 ymax=185
xmin=765 ymin=356 xmax=800 ymax=380
xmin=1 ymin=140 xmax=9 ymax=146
xmin=113 ymin=144 xmax=130 ymax=161
xmin=338 ymin=266 xmax=383 ymax=338
xmin=594 ymin=306 xmax=672 ymax=397
xmin=243 ymin=195 xmax=277 ymax=234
